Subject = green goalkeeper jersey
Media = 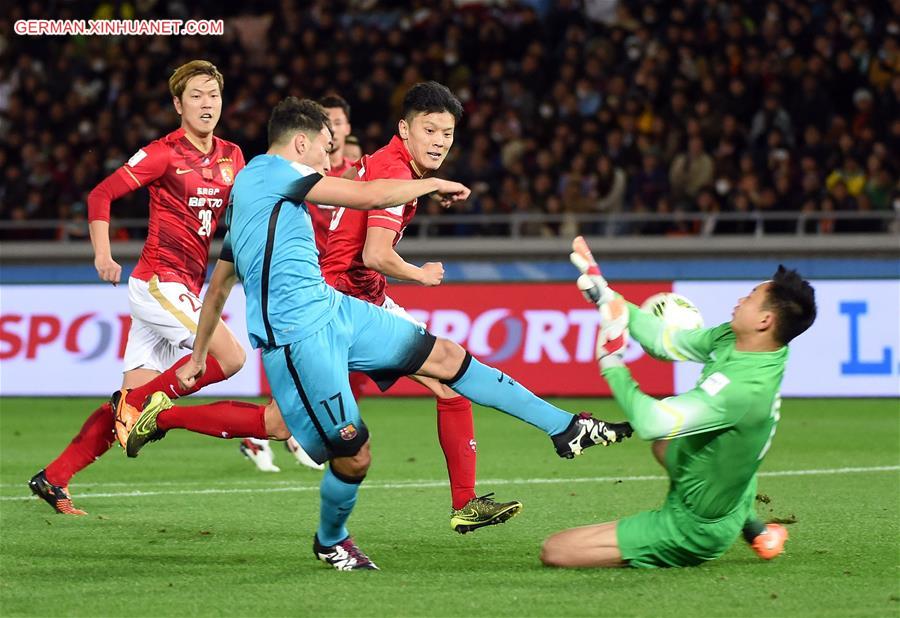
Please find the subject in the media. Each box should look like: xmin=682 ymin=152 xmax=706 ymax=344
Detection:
xmin=602 ymin=303 xmax=788 ymax=520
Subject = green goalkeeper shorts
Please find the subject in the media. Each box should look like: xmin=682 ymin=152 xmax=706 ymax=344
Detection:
xmin=616 ymin=492 xmax=748 ymax=568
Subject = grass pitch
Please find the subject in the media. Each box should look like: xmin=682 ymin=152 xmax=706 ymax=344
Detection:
xmin=1 ymin=397 xmax=898 ymax=617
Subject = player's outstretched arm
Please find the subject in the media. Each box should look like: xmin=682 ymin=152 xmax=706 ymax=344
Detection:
xmin=306 ymin=176 xmax=470 ymax=211
xmin=362 ymin=227 xmax=444 ymax=285
xmin=601 ymin=363 xmax=742 ymax=441
xmin=176 ymin=258 xmax=239 ymax=390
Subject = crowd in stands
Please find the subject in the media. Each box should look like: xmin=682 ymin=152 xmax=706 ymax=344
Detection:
xmin=1 ymin=0 xmax=898 ymax=240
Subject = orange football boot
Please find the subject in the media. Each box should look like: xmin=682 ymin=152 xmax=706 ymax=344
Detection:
xmin=110 ymin=388 xmax=141 ymax=449
xmin=751 ymin=523 xmax=789 ymax=560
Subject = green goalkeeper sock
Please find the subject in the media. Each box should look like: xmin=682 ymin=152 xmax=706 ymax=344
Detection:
xmin=742 ymin=518 xmax=766 ymax=543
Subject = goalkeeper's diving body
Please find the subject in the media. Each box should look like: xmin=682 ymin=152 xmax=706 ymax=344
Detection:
xmin=542 ymin=245 xmax=817 ymax=568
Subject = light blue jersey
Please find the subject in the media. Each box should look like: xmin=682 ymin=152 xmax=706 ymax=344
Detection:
xmin=226 ymin=154 xmax=340 ymax=349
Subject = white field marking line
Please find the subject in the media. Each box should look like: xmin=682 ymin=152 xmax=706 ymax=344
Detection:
xmin=3 ymin=465 xmax=897 ymax=502
xmin=4 ymin=464 xmax=895 ymax=491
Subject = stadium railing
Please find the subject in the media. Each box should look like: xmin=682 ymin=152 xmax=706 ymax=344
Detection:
xmin=0 ymin=210 xmax=897 ymax=261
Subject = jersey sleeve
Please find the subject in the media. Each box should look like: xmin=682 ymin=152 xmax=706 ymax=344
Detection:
xmin=366 ymin=204 xmax=405 ymax=234
xmin=232 ymin=146 xmax=246 ymax=173
xmin=119 ymin=140 xmax=170 ymax=189
xmin=86 ymin=170 xmax=135 ymax=222
xmin=87 ymin=140 xmax=169 ymax=222
xmin=361 ymin=156 xmax=412 ymax=233
xmin=628 ymin=302 xmax=733 ymax=363
xmin=602 ymin=364 xmax=748 ymax=441
xmin=276 ymin=161 xmax=323 ymax=204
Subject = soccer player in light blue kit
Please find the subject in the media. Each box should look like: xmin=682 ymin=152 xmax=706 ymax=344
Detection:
xmin=134 ymin=98 xmax=632 ymax=570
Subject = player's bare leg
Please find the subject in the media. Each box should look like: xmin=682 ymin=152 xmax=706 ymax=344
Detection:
xmin=124 ymin=368 xmax=164 ymax=390
xmin=651 ymin=440 xmax=668 ymax=468
xmin=540 ymin=521 xmax=627 ymax=568
xmin=409 ymin=374 xmax=523 ymax=533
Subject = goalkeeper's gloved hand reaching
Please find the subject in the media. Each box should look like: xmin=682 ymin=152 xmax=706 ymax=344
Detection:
xmin=569 ymin=236 xmax=630 ymax=369
xmin=569 ymin=236 xmax=616 ymax=306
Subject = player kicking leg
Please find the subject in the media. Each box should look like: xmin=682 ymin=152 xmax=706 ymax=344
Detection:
xmin=541 ymin=241 xmax=815 ymax=568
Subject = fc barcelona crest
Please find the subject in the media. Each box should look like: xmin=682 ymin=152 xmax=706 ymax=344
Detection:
xmin=339 ymin=423 xmax=358 ymax=441
xmin=220 ymin=163 xmax=234 ymax=185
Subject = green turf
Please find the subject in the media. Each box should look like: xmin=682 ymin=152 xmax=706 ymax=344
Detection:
xmin=1 ymin=397 xmax=898 ymax=617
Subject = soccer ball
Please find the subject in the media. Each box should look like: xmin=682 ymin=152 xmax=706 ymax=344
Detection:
xmin=640 ymin=293 xmax=704 ymax=330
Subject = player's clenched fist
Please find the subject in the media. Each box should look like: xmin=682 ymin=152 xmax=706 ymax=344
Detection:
xmin=176 ymin=356 xmax=207 ymax=391
xmin=431 ymin=179 xmax=471 ymax=206
xmin=419 ymin=262 xmax=444 ymax=286
xmin=94 ymin=254 xmax=122 ymax=285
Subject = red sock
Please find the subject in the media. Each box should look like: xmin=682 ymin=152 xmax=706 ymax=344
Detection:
xmin=349 ymin=372 xmax=368 ymax=401
xmin=157 ymin=400 xmax=267 ymax=439
xmin=437 ymin=396 xmax=477 ymax=509
xmin=125 ymin=354 xmax=227 ymax=409
xmin=45 ymin=403 xmax=116 ymax=487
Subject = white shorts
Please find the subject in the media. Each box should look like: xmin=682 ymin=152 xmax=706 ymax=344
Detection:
xmin=380 ymin=294 xmax=426 ymax=329
xmin=123 ymin=276 xmax=201 ymax=373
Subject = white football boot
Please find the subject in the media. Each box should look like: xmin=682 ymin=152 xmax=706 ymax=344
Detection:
xmin=239 ymin=438 xmax=280 ymax=472
xmin=286 ymin=437 xmax=325 ymax=471
xmin=284 ymin=436 xmax=325 ymax=470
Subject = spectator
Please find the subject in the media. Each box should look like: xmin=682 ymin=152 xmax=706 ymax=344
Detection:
xmin=865 ymin=160 xmax=894 ymax=213
xmin=630 ymin=153 xmax=669 ymax=211
xmin=750 ymin=94 xmax=794 ymax=149
xmin=591 ymin=155 xmax=626 ymax=215
xmin=826 ymin=158 xmax=867 ymax=196
xmin=669 ymin=136 xmax=714 ymax=207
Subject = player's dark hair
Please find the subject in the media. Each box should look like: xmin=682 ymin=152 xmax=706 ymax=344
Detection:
xmin=268 ymin=97 xmax=332 ymax=147
xmin=401 ymin=81 xmax=463 ymax=123
xmin=765 ymin=265 xmax=817 ymax=345
xmin=319 ymin=94 xmax=351 ymax=121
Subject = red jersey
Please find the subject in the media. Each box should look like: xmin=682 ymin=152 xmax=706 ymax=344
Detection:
xmin=94 ymin=129 xmax=244 ymax=294
xmin=308 ymin=156 xmax=357 ymax=259
xmin=320 ymin=136 xmax=419 ymax=305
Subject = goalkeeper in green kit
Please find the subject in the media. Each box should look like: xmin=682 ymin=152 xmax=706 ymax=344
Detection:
xmin=541 ymin=238 xmax=817 ymax=569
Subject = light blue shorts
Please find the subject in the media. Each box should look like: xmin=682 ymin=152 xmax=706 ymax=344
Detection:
xmin=262 ymin=294 xmax=435 ymax=463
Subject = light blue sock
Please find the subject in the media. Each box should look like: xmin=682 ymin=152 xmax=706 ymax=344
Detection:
xmin=448 ymin=356 xmax=572 ymax=435
xmin=317 ymin=466 xmax=362 ymax=546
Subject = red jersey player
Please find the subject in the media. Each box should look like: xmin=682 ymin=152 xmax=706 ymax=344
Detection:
xmin=314 ymin=95 xmax=371 ymax=401
xmin=29 ymin=61 xmax=297 ymax=515
xmin=320 ymin=82 xmax=522 ymax=534
xmin=307 ymin=95 xmax=357 ymax=255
